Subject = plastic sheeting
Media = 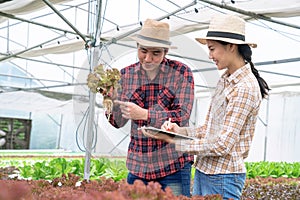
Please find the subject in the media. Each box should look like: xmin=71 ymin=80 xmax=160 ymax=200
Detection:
xmin=196 ymin=91 xmax=300 ymax=162
xmin=1 ymin=0 xmax=300 ymax=59
xmin=0 ymin=0 xmax=299 ymax=161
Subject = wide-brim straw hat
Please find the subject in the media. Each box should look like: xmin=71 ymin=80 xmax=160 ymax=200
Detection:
xmin=195 ymin=14 xmax=257 ymax=48
xmin=130 ymin=19 xmax=176 ymax=49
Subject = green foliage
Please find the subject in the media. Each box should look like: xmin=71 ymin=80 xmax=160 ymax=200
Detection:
xmin=191 ymin=166 xmax=195 ymax=179
xmin=193 ymin=161 xmax=300 ymax=180
xmin=14 ymin=157 xmax=128 ymax=181
xmin=2 ymin=158 xmax=300 ymax=182
xmin=245 ymin=161 xmax=300 ymax=179
xmin=2 ymin=159 xmax=300 ymax=199
xmin=103 ymin=159 xmax=128 ymax=181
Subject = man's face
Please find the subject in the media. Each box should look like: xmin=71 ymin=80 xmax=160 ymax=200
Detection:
xmin=137 ymin=45 xmax=168 ymax=72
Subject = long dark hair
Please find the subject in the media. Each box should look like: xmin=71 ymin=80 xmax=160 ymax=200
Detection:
xmin=218 ymin=41 xmax=270 ymax=98
xmin=238 ymin=44 xmax=270 ymax=98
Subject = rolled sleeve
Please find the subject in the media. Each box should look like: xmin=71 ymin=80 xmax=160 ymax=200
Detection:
xmin=175 ymin=138 xmax=202 ymax=154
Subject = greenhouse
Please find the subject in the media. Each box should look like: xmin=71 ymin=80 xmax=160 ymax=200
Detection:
xmin=0 ymin=0 xmax=300 ymax=199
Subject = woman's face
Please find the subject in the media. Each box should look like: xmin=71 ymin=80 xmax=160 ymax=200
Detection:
xmin=206 ymin=40 xmax=231 ymax=71
xmin=137 ymin=45 xmax=167 ymax=73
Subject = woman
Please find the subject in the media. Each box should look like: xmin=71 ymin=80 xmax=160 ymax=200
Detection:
xmin=142 ymin=14 xmax=270 ymax=199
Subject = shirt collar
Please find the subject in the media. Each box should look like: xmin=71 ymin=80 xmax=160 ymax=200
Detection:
xmin=222 ymin=63 xmax=252 ymax=84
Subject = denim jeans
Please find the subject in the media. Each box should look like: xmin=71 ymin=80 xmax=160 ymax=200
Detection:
xmin=192 ymin=169 xmax=246 ymax=200
xmin=127 ymin=162 xmax=192 ymax=197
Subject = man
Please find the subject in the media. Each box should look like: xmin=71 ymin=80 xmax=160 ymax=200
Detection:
xmin=106 ymin=19 xmax=194 ymax=197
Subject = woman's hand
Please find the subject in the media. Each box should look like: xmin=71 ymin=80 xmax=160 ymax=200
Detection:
xmin=161 ymin=120 xmax=180 ymax=133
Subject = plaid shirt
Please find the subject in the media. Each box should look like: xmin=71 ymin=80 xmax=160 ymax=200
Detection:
xmin=109 ymin=57 xmax=195 ymax=180
xmin=176 ymin=64 xmax=262 ymax=174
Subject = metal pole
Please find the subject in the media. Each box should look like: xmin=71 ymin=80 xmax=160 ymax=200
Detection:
xmin=83 ymin=85 xmax=96 ymax=180
xmin=57 ymin=114 xmax=63 ymax=149
xmin=263 ymin=97 xmax=270 ymax=161
xmin=83 ymin=0 xmax=102 ymax=181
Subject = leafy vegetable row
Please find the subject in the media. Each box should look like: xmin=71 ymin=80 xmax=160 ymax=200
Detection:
xmin=1 ymin=158 xmax=299 ymax=181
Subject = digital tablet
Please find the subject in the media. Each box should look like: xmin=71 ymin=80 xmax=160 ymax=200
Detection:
xmin=138 ymin=126 xmax=196 ymax=140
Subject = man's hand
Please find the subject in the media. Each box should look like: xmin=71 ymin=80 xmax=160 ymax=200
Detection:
xmin=114 ymin=100 xmax=148 ymax=120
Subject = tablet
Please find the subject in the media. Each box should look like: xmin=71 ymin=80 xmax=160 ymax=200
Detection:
xmin=138 ymin=126 xmax=196 ymax=140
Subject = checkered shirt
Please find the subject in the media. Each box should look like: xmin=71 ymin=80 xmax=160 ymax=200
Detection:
xmin=175 ymin=64 xmax=262 ymax=174
xmin=109 ymin=57 xmax=195 ymax=179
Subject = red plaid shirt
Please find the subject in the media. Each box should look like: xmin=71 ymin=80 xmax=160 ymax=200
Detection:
xmin=109 ymin=57 xmax=194 ymax=180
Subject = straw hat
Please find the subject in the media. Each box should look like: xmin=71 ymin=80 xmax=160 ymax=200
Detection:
xmin=195 ymin=14 xmax=257 ymax=48
xmin=130 ymin=19 xmax=176 ymax=49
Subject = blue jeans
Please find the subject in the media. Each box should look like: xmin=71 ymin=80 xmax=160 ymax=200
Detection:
xmin=192 ymin=169 xmax=246 ymax=200
xmin=127 ymin=162 xmax=192 ymax=197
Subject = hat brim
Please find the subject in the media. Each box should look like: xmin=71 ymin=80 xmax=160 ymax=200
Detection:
xmin=195 ymin=37 xmax=257 ymax=48
xmin=130 ymin=35 xmax=177 ymax=49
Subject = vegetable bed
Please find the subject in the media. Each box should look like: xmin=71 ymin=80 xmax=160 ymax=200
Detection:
xmin=0 ymin=156 xmax=299 ymax=199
